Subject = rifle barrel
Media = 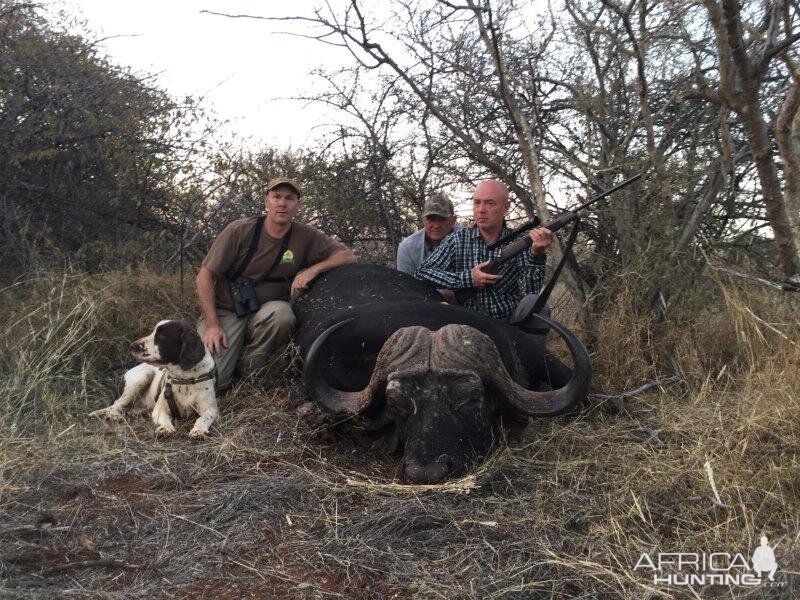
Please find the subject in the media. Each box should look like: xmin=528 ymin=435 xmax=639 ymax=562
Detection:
xmin=489 ymin=172 xmax=643 ymax=269
xmin=569 ymin=173 xmax=642 ymax=213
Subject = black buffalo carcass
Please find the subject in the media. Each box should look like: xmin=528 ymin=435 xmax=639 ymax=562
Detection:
xmin=292 ymin=263 xmax=590 ymax=484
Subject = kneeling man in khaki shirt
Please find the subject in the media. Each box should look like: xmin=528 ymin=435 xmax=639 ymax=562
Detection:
xmin=196 ymin=177 xmax=356 ymax=391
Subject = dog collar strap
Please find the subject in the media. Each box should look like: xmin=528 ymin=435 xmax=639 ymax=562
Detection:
xmin=170 ymin=366 xmax=218 ymax=386
xmin=160 ymin=366 xmax=218 ymax=420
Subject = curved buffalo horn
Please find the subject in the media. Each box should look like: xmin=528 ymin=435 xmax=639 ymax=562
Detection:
xmin=502 ymin=314 xmax=591 ymax=415
xmin=304 ymin=320 xmax=433 ymax=416
xmin=304 ymin=319 xmax=362 ymax=415
xmin=431 ymin=317 xmax=590 ymax=416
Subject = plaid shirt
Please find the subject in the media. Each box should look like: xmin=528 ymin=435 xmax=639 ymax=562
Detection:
xmin=414 ymin=225 xmax=547 ymax=320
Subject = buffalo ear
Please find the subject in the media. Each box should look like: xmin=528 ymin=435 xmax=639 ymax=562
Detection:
xmin=364 ymin=394 xmax=401 ymax=453
xmin=367 ymin=421 xmax=401 ymax=454
xmin=179 ymin=324 xmax=206 ymax=370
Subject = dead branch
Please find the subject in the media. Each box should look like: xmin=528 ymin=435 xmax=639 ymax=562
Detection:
xmin=0 ymin=524 xmax=70 ymax=535
xmin=42 ymin=559 xmax=152 ymax=576
xmin=591 ymin=375 xmax=683 ymax=401
xmin=707 ymin=264 xmax=800 ymax=291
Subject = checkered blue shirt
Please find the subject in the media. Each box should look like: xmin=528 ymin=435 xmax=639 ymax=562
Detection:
xmin=414 ymin=225 xmax=547 ymax=320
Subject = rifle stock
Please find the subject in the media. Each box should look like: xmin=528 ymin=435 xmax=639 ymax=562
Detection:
xmin=481 ymin=211 xmax=578 ymax=275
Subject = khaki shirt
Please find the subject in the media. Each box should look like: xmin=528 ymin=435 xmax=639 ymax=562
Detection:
xmin=202 ymin=217 xmax=347 ymax=310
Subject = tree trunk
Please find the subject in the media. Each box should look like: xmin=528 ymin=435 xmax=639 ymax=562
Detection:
xmin=739 ymin=87 xmax=800 ymax=276
xmin=715 ymin=0 xmax=800 ymax=277
xmin=775 ymin=84 xmax=800 ymax=267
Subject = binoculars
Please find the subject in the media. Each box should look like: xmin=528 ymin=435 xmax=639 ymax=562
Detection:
xmin=229 ymin=278 xmax=261 ymax=318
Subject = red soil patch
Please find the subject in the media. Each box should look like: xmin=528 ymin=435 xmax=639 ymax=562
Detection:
xmin=97 ymin=473 xmax=172 ymax=497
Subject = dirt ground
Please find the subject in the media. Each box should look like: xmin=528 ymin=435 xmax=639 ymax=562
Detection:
xmin=2 ymin=373 xmax=798 ymax=599
xmin=1 ymin=272 xmax=798 ymax=598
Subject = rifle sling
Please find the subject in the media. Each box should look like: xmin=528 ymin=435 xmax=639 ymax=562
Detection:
xmin=517 ymin=216 xmax=581 ymax=325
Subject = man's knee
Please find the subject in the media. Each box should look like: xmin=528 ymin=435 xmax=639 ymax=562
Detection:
xmin=247 ymin=301 xmax=296 ymax=351
xmin=253 ymin=301 xmax=294 ymax=330
xmin=271 ymin=302 xmax=297 ymax=332
xmin=239 ymin=303 xmax=296 ymax=376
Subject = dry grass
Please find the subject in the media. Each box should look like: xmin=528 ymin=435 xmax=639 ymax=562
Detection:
xmin=0 ymin=267 xmax=798 ymax=598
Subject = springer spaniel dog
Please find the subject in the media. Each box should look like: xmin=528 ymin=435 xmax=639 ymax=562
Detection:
xmin=90 ymin=320 xmax=219 ymax=437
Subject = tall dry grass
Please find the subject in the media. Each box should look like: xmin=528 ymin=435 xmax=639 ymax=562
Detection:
xmin=0 ymin=269 xmax=196 ymax=434
xmin=0 ymin=266 xmax=797 ymax=598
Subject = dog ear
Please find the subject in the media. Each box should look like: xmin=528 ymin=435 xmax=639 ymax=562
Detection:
xmin=179 ymin=324 xmax=206 ymax=370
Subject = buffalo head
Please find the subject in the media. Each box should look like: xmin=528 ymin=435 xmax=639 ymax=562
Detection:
xmin=304 ymin=318 xmax=590 ymax=484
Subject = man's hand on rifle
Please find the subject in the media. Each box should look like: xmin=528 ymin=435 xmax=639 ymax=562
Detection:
xmin=529 ymin=227 xmax=554 ymax=255
xmin=471 ymin=260 xmax=502 ymax=289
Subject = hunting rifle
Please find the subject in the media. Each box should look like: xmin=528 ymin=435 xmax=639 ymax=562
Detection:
xmin=455 ymin=173 xmax=642 ymax=303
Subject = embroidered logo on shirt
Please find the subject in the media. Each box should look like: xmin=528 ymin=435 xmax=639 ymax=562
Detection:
xmin=280 ymin=250 xmax=294 ymax=264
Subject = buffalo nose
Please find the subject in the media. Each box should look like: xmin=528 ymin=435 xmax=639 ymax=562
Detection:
xmin=403 ymin=457 xmax=450 ymax=484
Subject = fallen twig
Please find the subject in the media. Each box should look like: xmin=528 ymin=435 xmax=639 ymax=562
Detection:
xmin=619 ymin=427 xmax=666 ymax=447
xmin=42 ymin=559 xmax=149 ymax=576
xmin=704 ymin=460 xmax=731 ymax=509
xmin=592 ymin=375 xmax=683 ymax=401
xmin=0 ymin=524 xmax=70 ymax=536
xmin=345 ymin=474 xmax=477 ymax=494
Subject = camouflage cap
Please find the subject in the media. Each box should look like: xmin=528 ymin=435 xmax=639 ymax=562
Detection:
xmin=422 ymin=192 xmax=454 ymax=218
xmin=266 ymin=177 xmax=301 ymax=198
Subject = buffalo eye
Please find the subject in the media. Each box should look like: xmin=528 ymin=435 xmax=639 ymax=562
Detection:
xmin=385 ymin=380 xmax=417 ymax=415
xmin=452 ymin=394 xmax=482 ymax=412
xmin=385 ymin=379 xmax=402 ymax=396
xmin=449 ymin=375 xmax=484 ymax=411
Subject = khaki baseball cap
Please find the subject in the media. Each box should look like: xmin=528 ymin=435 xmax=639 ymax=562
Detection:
xmin=422 ymin=192 xmax=454 ymax=218
xmin=266 ymin=177 xmax=301 ymax=197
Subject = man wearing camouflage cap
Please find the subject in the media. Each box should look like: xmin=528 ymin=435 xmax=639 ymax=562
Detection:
xmin=415 ymin=179 xmax=553 ymax=322
xmin=396 ymin=192 xmax=459 ymax=275
xmin=196 ymin=177 xmax=356 ymax=392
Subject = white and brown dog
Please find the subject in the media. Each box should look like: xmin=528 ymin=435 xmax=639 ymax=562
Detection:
xmin=90 ymin=320 xmax=219 ymax=437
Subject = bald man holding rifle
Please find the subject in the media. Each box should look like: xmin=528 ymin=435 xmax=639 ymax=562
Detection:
xmin=415 ymin=175 xmax=641 ymax=326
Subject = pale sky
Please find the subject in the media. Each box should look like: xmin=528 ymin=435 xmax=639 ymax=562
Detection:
xmin=53 ymin=0 xmax=355 ymax=149
xmin=49 ymin=0 xmax=559 ymax=215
